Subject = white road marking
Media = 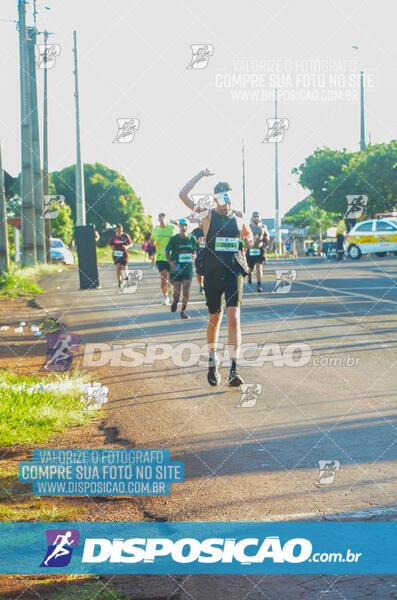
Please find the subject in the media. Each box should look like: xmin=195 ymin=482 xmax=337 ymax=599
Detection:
xmin=295 ymin=280 xmax=397 ymax=306
xmin=262 ymin=505 xmax=397 ymax=521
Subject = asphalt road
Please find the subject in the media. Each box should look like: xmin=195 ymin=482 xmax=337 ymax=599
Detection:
xmin=38 ymin=254 xmax=397 ymax=598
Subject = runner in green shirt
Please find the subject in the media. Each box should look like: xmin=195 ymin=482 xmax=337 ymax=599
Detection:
xmin=151 ymin=213 xmax=177 ymax=305
xmin=165 ymin=219 xmax=197 ymax=319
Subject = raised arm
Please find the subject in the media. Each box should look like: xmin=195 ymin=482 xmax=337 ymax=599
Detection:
xmin=179 ymin=169 xmax=214 ymax=210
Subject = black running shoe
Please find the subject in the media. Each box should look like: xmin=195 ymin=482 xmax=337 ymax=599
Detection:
xmin=180 ymin=311 xmax=190 ymax=319
xmin=228 ymin=369 xmax=244 ymax=387
xmin=207 ymin=366 xmax=221 ymax=386
xmin=171 ymin=301 xmax=178 ymax=312
xmin=257 ymin=286 xmax=263 ymax=292
xmin=247 ymin=274 xmax=252 ymax=285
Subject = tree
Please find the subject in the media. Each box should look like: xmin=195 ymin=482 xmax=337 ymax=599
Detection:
xmin=293 ymin=142 xmax=397 ymax=217
xmin=292 ymin=147 xmax=352 ymax=211
xmin=51 ymin=163 xmax=150 ymax=245
xmin=283 ymin=198 xmax=337 ymax=238
xmin=324 ymin=142 xmax=397 ymax=216
xmin=50 ymin=201 xmax=74 ymax=245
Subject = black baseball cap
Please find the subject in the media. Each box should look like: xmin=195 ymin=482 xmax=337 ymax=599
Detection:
xmin=214 ymin=182 xmax=232 ymax=195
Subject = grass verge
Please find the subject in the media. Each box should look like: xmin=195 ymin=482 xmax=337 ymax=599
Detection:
xmin=0 ymin=370 xmax=95 ymax=446
xmin=95 ymin=246 xmax=145 ymax=264
xmin=48 ymin=582 xmax=129 ymax=600
xmin=0 ymin=498 xmax=82 ymax=522
xmin=0 ymin=263 xmax=64 ymax=299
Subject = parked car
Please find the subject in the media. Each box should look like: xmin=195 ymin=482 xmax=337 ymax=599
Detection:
xmin=345 ymin=218 xmax=397 ymax=259
xmin=50 ymin=238 xmax=74 ymax=264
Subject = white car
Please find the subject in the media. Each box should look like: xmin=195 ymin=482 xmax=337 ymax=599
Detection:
xmin=345 ymin=218 xmax=397 ymax=259
xmin=50 ymin=238 xmax=74 ymax=265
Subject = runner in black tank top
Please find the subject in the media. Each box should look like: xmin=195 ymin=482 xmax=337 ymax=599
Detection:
xmin=179 ymin=169 xmax=253 ymax=387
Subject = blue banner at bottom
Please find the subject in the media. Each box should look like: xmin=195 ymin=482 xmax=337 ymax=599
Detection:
xmin=0 ymin=522 xmax=395 ymax=574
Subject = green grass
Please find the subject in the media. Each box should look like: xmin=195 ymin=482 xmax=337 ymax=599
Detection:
xmin=95 ymin=246 xmax=145 ymax=264
xmin=0 ymin=371 xmax=95 ymax=446
xmin=49 ymin=582 xmax=129 ymax=600
xmin=0 ymin=500 xmax=81 ymax=522
xmin=0 ymin=263 xmax=64 ymax=298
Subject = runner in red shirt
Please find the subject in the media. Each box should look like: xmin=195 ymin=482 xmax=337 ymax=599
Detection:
xmin=109 ymin=224 xmax=133 ymax=288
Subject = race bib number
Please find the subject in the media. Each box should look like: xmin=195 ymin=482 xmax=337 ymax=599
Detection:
xmin=178 ymin=253 xmax=193 ymax=263
xmin=113 ymin=250 xmax=124 ymax=258
xmin=249 ymin=248 xmax=261 ymax=256
xmin=199 ymin=241 xmax=206 ymax=248
xmin=215 ymin=237 xmax=239 ymax=252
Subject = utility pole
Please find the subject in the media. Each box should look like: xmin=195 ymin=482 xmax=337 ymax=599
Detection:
xmin=274 ymin=88 xmax=281 ymax=254
xmin=27 ymin=26 xmax=45 ymax=262
xmin=42 ymin=30 xmax=52 ymax=262
xmin=242 ymin=139 xmax=246 ymax=214
xmin=73 ymin=30 xmax=86 ymax=226
xmin=360 ymin=71 xmax=366 ymax=151
xmin=0 ymin=141 xmax=9 ymax=273
xmin=18 ymin=0 xmax=36 ymax=265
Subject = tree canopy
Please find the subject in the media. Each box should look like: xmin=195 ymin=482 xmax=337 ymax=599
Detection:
xmin=292 ymin=142 xmax=397 ymax=217
xmin=283 ymin=197 xmax=337 ymax=238
xmin=51 ymin=163 xmax=150 ymax=245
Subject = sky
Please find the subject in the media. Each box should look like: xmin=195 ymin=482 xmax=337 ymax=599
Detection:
xmin=1 ymin=0 xmax=396 ymax=222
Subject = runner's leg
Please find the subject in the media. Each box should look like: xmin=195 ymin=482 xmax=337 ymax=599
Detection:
xmin=256 ymin=262 xmax=263 ymax=291
xmin=226 ymin=306 xmax=241 ymax=365
xmin=160 ymin=269 xmax=168 ymax=294
xmin=115 ymin=263 xmax=122 ymax=286
xmin=207 ymin=311 xmax=223 ymax=366
xmin=180 ymin=278 xmax=192 ymax=318
xmin=171 ymin=279 xmax=181 ymax=312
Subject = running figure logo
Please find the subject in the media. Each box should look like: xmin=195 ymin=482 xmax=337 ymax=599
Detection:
xmin=189 ymin=194 xmax=215 ymax=219
xmin=186 ymin=44 xmax=214 ymax=69
xmin=119 ymin=270 xmax=143 ymax=294
xmin=237 ymin=383 xmax=263 ymax=408
xmin=315 ymin=460 xmax=340 ymax=486
xmin=35 ymin=44 xmax=61 ymax=69
xmin=273 ymin=269 xmax=296 ymax=294
xmin=263 ymin=118 xmax=290 ymax=143
xmin=113 ymin=118 xmax=140 ymax=143
xmin=42 ymin=195 xmax=65 ymax=219
xmin=345 ymin=195 xmax=368 ymax=219
xmin=41 ymin=333 xmax=80 ymax=372
xmin=40 ymin=529 xmax=80 ymax=567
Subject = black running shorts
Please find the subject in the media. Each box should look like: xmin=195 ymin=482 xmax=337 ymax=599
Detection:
xmin=204 ymin=270 xmax=243 ymax=314
xmin=170 ymin=271 xmax=193 ymax=283
xmin=247 ymin=247 xmax=265 ymax=268
xmin=156 ymin=260 xmax=170 ymax=272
